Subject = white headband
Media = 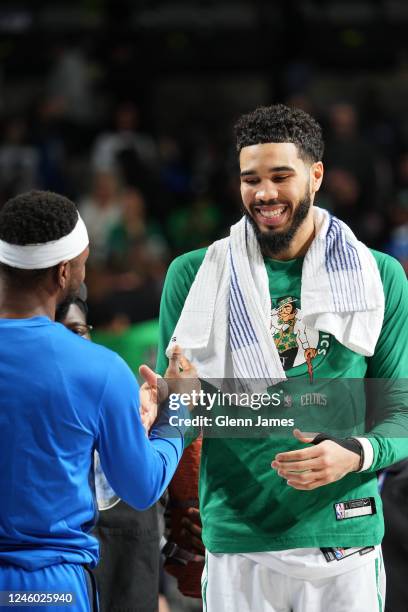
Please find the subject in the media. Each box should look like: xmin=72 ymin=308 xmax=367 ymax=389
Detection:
xmin=0 ymin=214 xmax=89 ymax=270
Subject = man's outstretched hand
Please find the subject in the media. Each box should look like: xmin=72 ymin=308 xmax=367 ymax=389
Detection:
xmin=138 ymin=346 xmax=200 ymax=432
xmin=164 ymin=345 xmax=201 ymax=409
xmin=271 ymin=428 xmax=361 ymax=490
xmin=139 ymin=365 xmax=168 ymax=433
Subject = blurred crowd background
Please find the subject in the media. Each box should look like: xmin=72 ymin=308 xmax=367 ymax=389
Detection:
xmin=2 ymin=0 xmax=408 ymax=337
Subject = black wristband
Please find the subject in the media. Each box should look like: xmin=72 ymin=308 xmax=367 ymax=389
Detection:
xmin=311 ymin=433 xmax=364 ymax=471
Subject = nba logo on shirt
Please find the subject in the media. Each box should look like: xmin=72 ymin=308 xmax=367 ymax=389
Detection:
xmin=335 ymin=503 xmax=345 ymax=520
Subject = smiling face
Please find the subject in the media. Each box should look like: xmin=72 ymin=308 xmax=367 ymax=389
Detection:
xmin=240 ymin=142 xmax=323 ymax=258
xmin=278 ymin=303 xmax=296 ymax=322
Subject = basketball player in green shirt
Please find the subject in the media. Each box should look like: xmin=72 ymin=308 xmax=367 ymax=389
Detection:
xmin=157 ymin=105 xmax=408 ymax=611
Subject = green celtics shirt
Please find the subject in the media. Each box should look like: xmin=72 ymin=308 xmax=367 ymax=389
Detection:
xmin=157 ymin=248 xmax=408 ymax=552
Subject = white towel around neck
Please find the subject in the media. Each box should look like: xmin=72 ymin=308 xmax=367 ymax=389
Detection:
xmin=166 ymin=207 xmax=385 ymax=383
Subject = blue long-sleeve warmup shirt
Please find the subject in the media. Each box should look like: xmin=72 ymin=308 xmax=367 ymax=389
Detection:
xmin=0 ymin=316 xmax=186 ymax=570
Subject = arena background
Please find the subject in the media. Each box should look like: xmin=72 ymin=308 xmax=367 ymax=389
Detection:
xmin=1 ymin=1 xmax=407 ymax=610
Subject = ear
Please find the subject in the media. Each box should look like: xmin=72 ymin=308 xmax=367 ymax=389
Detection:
xmin=310 ymin=161 xmax=324 ymax=194
xmin=57 ymin=260 xmax=70 ymax=290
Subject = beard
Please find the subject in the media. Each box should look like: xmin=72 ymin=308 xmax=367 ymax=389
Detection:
xmin=243 ymin=192 xmax=311 ymax=257
xmin=56 ymin=280 xmax=84 ymax=309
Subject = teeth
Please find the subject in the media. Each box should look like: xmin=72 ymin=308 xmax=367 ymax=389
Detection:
xmin=259 ymin=207 xmax=286 ymax=218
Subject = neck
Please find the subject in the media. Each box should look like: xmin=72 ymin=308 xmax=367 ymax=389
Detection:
xmin=0 ymin=285 xmax=57 ymax=320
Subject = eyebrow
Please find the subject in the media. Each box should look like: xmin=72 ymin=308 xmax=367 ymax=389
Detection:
xmin=240 ymin=166 xmax=296 ymax=176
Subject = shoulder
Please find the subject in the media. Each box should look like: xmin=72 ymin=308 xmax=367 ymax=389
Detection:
xmin=370 ymin=250 xmax=408 ymax=325
xmin=370 ymin=249 xmax=405 ymax=276
xmin=168 ymin=247 xmax=208 ymax=273
xmin=166 ymin=247 xmax=209 ymax=283
xmin=53 ymin=323 xmax=130 ymax=377
xmin=370 ymin=249 xmax=407 ymax=291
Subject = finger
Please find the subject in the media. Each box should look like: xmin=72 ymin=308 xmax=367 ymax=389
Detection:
xmin=272 ymin=457 xmax=322 ymax=473
xmin=181 ymin=517 xmax=202 ymax=537
xmin=140 ymin=367 xmax=169 ymax=403
xmin=274 ymin=446 xmax=321 ymax=463
xmin=141 ymin=380 xmax=156 ymax=398
xmin=139 ymin=381 xmax=151 ymax=397
xmin=191 ymin=536 xmax=205 ymax=554
xmin=179 ymin=354 xmax=198 ymax=377
xmin=279 ymin=469 xmax=327 ymax=486
xmin=179 ymin=354 xmax=193 ymax=372
xmin=292 ymin=428 xmax=318 ymax=444
xmin=139 ymin=386 xmax=154 ymax=407
xmin=186 ymin=507 xmax=202 ymax=525
xmin=180 ymin=530 xmax=205 ymax=554
xmin=287 ymin=477 xmax=327 ymax=490
xmin=166 ymin=345 xmax=182 ymax=377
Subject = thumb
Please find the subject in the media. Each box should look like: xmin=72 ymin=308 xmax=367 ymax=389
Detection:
xmin=292 ymin=428 xmax=317 ymax=444
xmin=139 ymin=365 xmax=169 ymax=403
xmin=139 ymin=364 xmax=158 ymax=387
xmin=166 ymin=345 xmax=182 ymax=377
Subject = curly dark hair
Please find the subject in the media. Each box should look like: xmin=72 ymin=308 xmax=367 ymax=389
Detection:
xmin=0 ymin=190 xmax=78 ymax=245
xmin=0 ymin=190 xmax=79 ymax=286
xmin=234 ymin=104 xmax=324 ymax=163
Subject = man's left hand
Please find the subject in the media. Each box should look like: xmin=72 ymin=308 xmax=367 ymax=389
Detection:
xmin=271 ymin=429 xmax=361 ymax=490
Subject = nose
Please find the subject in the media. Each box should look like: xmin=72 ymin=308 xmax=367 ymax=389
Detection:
xmin=255 ymin=182 xmax=279 ymax=202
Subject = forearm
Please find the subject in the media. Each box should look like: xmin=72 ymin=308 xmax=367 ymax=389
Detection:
xmin=99 ymin=405 xmax=188 ymax=511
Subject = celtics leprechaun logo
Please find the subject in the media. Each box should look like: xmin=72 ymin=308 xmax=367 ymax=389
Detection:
xmin=271 ymin=296 xmax=327 ymax=376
